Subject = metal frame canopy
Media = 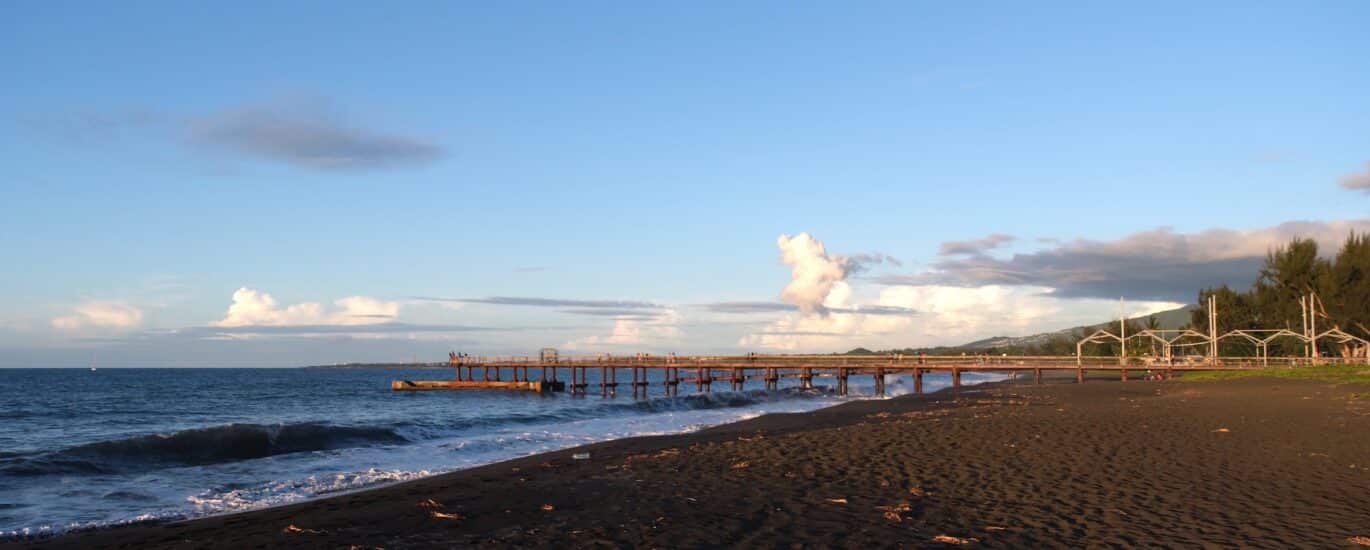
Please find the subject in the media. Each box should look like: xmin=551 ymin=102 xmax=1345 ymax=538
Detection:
xmin=1077 ymin=293 xmax=1369 ymax=366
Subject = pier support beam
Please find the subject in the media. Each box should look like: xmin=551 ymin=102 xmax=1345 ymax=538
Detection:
xmin=952 ymin=367 xmax=961 ymax=390
xmin=1077 ymin=368 xmax=1085 ymax=384
xmin=1034 ymin=368 xmax=1042 ymax=385
xmin=914 ymin=368 xmax=923 ymax=394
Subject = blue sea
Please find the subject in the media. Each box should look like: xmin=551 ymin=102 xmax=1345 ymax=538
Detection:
xmin=0 ymin=367 xmax=982 ymax=537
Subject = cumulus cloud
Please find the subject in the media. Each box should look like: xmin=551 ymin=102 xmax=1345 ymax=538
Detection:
xmin=938 ymin=233 xmax=1016 ymax=256
xmin=51 ymin=302 xmax=144 ymax=331
xmin=186 ymin=98 xmax=443 ymax=170
xmin=214 ymin=288 xmax=399 ymax=327
xmin=777 ymin=233 xmax=851 ymax=315
xmin=880 ymin=220 xmax=1370 ymax=302
xmin=1341 ymin=162 xmax=1370 ymax=192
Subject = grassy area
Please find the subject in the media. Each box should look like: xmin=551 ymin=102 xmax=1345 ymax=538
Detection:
xmin=1181 ymin=364 xmax=1370 ymax=386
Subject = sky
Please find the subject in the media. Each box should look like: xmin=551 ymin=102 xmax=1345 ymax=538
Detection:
xmin=2 ymin=1 xmax=1368 ymax=367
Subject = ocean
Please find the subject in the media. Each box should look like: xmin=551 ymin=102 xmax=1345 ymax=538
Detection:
xmin=0 ymin=366 xmax=983 ymax=537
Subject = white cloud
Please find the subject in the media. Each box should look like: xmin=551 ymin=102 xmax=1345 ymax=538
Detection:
xmin=777 ymin=233 xmax=851 ymax=314
xmin=51 ymin=302 xmax=144 ymax=331
xmin=213 ymin=287 xmax=399 ymax=327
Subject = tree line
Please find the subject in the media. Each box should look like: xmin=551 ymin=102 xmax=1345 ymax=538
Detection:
xmin=1191 ymin=232 xmax=1368 ymax=358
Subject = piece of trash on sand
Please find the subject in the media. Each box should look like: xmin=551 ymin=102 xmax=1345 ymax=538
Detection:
xmin=430 ymin=511 xmax=463 ymax=520
xmin=909 ymin=487 xmax=926 ymax=497
xmin=418 ymin=499 xmax=445 ymax=510
xmin=573 ymin=452 xmax=591 ymax=460
xmin=1348 ymin=535 xmax=1370 ymax=546
xmin=985 ymin=526 xmax=1007 ymax=531
xmin=1212 ymin=428 xmax=1231 ymax=433
xmin=932 ymin=534 xmax=978 ymax=545
xmin=731 ymin=461 xmax=751 ymax=469
xmin=877 ymin=502 xmax=912 ymax=522
xmin=282 ymin=524 xmax=324 ymax=535
xmin=541 ymin=504 xmax=555 ymax=511
xmin=825 ymin=498 xmax=848 ymax=504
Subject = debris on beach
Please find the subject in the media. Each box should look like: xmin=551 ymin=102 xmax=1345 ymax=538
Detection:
xmin=909 ymin=487 xmax=926 ymax=497
xmin=419 ymin=498 xmax=464 ymax=521
xmin=876 ymin=502 xmax=913 ymax=522
xmin=731 ymin=461 xmax=751 ymax=470
xmin=282 ymin=524 xmax=325 ymax=535
xmin=1348 ymin=535 xmax=1370 ymax=546
xmin=541 ymin=504 xmax=555 ymax=512
xmin=573 ymin=452 xmax=591 ymax=460
xmin=825 ymin=498 xmax=848 ymax=504
xmin=932 ymin=534 xmax=979 ymax=545
xmin=1212 ymin=428 xmax=1232 ymax=433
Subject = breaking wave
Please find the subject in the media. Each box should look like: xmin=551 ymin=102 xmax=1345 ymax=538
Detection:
xmin=2 ymin=423 xmax=407 ymax=475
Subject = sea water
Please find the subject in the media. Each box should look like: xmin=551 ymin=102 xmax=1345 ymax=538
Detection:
xmin=0 ymin=366 xmax=987 ymax=536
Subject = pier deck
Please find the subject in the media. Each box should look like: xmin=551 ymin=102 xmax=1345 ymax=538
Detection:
xmin=393 ymin=354 xmax=1361 ymax=396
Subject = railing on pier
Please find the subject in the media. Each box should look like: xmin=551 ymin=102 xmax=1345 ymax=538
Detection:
xmin=422 ymin=353 xmax=1368 ymax=398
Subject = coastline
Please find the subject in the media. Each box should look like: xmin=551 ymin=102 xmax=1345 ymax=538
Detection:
xmin=8 ymin=374 xmax=1370 ymax=548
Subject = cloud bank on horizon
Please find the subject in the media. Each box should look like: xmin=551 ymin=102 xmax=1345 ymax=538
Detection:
xmin=10 ymin=216 xmax=1370 ymax=366
xmin=884 ymin=220 xmax=1370 ymax=302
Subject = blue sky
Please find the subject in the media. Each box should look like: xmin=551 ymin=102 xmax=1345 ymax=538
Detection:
xmin=2 ymin=2 xmax=1368 ymax=366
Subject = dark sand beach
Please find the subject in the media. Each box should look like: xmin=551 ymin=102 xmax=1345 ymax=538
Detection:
xmin=10 ymin=375 xmax=1370 ymax=549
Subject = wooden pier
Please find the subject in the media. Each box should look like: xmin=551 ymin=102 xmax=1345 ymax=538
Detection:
xmin=392 ymin=353 xmax=1361 ymax=396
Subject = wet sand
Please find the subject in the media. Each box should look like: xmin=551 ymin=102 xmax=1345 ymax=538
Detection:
xmin=9 ymin=375 xmax=1370 ymax=549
